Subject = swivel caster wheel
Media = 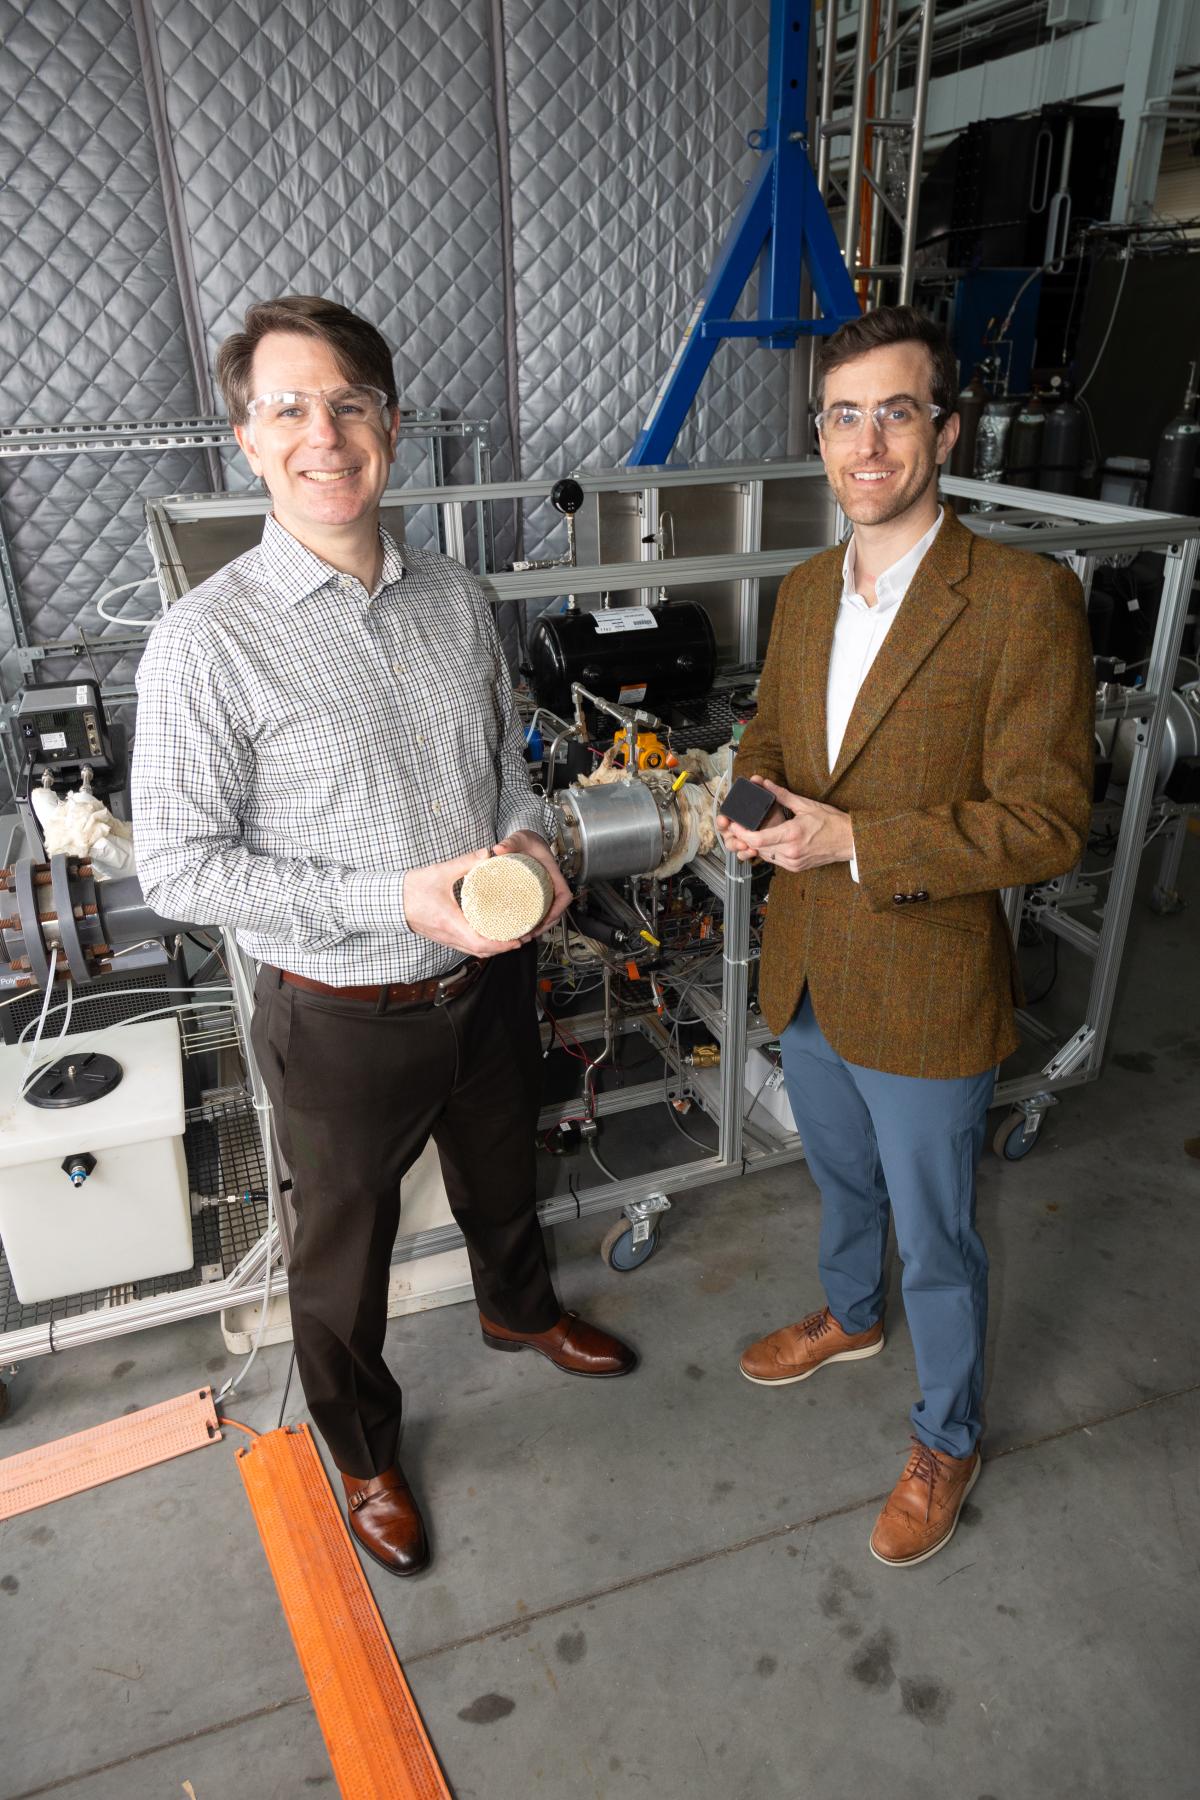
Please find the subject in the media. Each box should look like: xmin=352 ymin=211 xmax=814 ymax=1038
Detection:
xmin=600 ymin=1217 xmax=661 ymax=1272
xmin=994 ymin=1110 xmax=1042 ymax=1162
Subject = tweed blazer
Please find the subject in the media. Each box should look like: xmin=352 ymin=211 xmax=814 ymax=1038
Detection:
xmin=735 ymin=506 xmax=1095 ymax=1079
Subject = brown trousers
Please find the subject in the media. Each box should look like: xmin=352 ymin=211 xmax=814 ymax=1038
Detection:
xmin=250 ymin=947 xmax=559 ymax=1477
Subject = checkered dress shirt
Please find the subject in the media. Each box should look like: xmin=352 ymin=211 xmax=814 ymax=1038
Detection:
xmin=132 ymin=516 xmax=552 ymax=981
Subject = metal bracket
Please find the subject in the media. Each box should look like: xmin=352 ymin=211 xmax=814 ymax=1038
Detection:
xmin=1043 ymin=1026 xmax=1098 ymax=1081
xmin=624 ymin=1191 xmax=671 ymax=1245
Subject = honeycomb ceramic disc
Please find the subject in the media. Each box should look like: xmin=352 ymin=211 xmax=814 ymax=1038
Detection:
xmin=459 ymin=853 xmax=555 ymax=940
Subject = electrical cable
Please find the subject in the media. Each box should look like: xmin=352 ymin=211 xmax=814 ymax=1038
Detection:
xmin=216 ymin=1415 xmax=260 ymax=1439
xmin=276 ymin=1346 xmax=298 ymax=1430
xmin=1086 ymin=811 xmax=1173 ymax=878
xmin=586 ymin=1138 xmax=620 ymax=1183
xmin=1076 ymin=251 xmax=1132 ymax=401
xmin=19 ymin=948 xmax=60 ymax=1094
xmin=1023 ymin=933 xmax=1059 ymax=1006
xmin=95 ymin=576 xmax=160 ymax=628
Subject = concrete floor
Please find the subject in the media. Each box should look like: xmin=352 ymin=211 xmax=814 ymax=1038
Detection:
xmin=1 ymin=849 xmax=1198 ymax=1799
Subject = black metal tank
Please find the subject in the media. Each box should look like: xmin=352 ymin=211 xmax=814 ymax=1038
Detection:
xmin=1039 ymin=397 xmax=1085 ymax=494
xmin=1006 ymin=394 xmax=1045 ymax=488
xmin=527 ymin=601 xmax=717 ymax=717
xmin=1147 ymin=361 xmax=1200 ymax=514
xmin=949 ymin=372 xmax=986 ymax=481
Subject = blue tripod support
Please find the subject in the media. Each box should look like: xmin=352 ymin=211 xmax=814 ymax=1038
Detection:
xmin=628 ymin=0 xmax=860 ymax=468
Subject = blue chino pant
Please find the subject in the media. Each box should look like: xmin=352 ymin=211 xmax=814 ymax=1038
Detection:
xmin=779 ymin=991 xmax=995 ymax=1459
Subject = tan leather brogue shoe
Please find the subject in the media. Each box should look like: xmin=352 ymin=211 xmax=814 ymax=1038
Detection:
xmin=340 ymin=1466 xmax=430 ymax=1577
xmin=480 ymin=1309 xmax=637 ymax=1376
xmin=869 ymin=1439 xmax=980 ymax=1568
xmin=739 ymin=1306 xmax=884 ymax=1386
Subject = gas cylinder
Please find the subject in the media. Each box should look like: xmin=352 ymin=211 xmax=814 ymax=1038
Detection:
xmin=950 ymin=371 xmax=987 ymax=481
xmin=1039 ymin=396 xmax=1085 ymax=495
xmin=974 ymin=399 xmax=1020 ymax=483
xmin=1006 ymin=393 xmax=1046 ymax=489
xmin=1147 ymin=360 xmax=1200 ymax=515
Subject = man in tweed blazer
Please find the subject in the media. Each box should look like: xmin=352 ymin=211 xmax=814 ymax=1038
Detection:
xmin=718 ymin=306 xmax=1094 ymax=1567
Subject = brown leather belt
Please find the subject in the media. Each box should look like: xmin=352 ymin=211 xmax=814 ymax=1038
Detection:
xmin=277 ymin=957 xmax=485 ymax=1010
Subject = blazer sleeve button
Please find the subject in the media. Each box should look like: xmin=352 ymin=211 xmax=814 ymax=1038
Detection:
xmin=914 ymin=890 xmax=929 ymax=901
xmin=892 ymin=893 xmax=906 ymax=905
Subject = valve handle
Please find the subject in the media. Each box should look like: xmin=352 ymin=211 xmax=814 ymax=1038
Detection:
xmin=550 ymin=477 xmax=584 ymax=516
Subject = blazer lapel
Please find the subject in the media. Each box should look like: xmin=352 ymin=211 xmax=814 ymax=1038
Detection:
xmin=817 ymin=506 xmax=974 ymax=797
xmin=798 ymin=553 xmax=844 ymax=782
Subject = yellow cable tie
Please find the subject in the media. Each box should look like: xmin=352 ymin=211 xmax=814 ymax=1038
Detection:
xmin=671 ymin=770 xmax=690 ymax=792
xmin=638 ymin=928 xmax=661 ymax=948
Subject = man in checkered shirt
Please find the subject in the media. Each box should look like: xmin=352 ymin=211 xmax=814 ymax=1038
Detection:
xmin=133 ymin=296 xmax=636 ymax=1578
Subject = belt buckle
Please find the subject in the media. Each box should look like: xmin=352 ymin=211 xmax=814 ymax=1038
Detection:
xmin=433 ymin=959 xmax=471 ymax=1006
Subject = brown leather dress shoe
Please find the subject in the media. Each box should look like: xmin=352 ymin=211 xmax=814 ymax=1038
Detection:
xmin=739 ymin=1306 xmax=884 ymax=1385
xmin=869 ymin=1439 xmax=981 ymax=1568
xmin=480 ymin=1308 xmax=637 ymax=1376
xmin=340 ymin=1466 xmax=430 ymax=1577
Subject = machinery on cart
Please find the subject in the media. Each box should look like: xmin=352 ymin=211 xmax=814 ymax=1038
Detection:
xmin=1 ymin=459 xmax=1197 ymax=1420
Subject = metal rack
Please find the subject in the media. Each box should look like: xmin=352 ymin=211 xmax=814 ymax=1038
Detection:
xmin=0 ymin=410 xmax=494 ymax=790
xmin=2 ymin=459 xmax=1196 ymax=1373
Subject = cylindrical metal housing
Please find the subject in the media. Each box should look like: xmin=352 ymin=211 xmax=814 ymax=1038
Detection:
xmin=1112 ymin=686 xmax=1200 ymax=794
xmin=527 ymin=601 xmax=717 ymax=717
xmin=554 ymin=781 xmax=670 ymax=885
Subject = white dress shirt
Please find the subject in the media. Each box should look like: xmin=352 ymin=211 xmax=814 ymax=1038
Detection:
xmin=826 ymin=507 xmax=944 ymax=880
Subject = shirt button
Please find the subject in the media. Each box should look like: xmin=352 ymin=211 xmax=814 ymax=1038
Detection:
xmin=416 ymin=737 xmax=427 ymax=749
xmin=431 ymin=800 xmax=441 ymax=816
xmin=392 ymin=662 xmax=405 ymax=678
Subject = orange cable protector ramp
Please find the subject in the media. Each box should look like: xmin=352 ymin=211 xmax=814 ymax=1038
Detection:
xmin=0 ymin=1387 xmax=221 ymax=1520
xmin=237 ymin=1423 xmax=452 ymax=1800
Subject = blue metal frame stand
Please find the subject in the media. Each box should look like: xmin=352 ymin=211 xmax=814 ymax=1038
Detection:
xmin=629 ymin=0 xmax=860 ymax=468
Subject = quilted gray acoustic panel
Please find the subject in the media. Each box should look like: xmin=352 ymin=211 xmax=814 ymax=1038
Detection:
xmin=146 ymin=0 xmax=514 ymax=495
xmin=504 ymin=0 xmax=789 ymax=526
xmin=0 ymin=0 xmax=209 ymax=698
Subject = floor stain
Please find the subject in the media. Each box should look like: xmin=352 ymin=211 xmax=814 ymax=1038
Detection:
xmin=458 ymin=1693 xmax=516 ymax=1724
xmin=820 ymin=1563 xmax=871 ymax=1618
xmin=846 ymin=1628 xmax=896 ymax=1690
xmin=900 ymin=1677 xmax=952 ymax=1725
xmin=556 ymin=1630 xmax=587 ymax=1666
xmin=684 ymin=1363 xmax=706 ymax=1380
xmin=756 ymin=1654 xmax=778 ymax=1677
xmin=1 ymin=1576 xmax=18 ymax=1595
xmin=1113 ymin=1051 xmax=1156 ymax=1074
xmin=711 ymin=1479 xmax=736 ymax=1499
xmin=26 ymin=1526 xmax=54 ymax=1546
xmin=958 ymin=1502 xmax=983 ymax=1528
xmin=111 ymin=1359 xmax=135 ymax=1378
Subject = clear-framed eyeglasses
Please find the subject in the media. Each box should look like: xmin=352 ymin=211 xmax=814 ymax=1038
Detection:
xmin=244 ymin=385 xmax=390 ymax=431
xmin=814 ymin=401 xmax=944 ymax=438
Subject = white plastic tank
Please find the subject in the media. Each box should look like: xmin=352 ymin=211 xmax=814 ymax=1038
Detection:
xmin=0 ymin=1018 xmax=193 ymax=1303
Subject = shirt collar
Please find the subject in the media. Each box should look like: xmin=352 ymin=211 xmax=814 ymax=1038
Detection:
xmin=258 ymin=514 xmax=407 ymax=610
xmin=840 ymin=507 xmax=944 ymax=614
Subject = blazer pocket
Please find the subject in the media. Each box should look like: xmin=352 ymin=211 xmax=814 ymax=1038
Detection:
xmin=898 ymin=901 xmax=990 ymax=937
xmin=890 ymin=681 xmax=974 ymax=715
